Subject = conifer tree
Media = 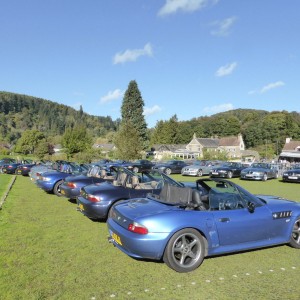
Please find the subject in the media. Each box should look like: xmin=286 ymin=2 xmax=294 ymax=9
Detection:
xmin=121 ymin=80 xmax=148 ymax=150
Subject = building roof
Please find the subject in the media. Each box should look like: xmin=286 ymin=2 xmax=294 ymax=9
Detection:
xmin=282 ymin=140 xmax=300 ymax=151
xmin=219 ymin=136 xmax=240 ymax=147
xmin=195 ymin=138 xmax=219 ymax=148
xmin=153 ymin=144 xmax=187 ymax=151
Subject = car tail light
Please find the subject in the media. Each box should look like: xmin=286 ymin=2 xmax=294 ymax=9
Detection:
xmin=87 ymin=194 xmax=101 ymax=202
xmin=7 ymin=165 xmax=13 ymax=169
xmin=67 ymin=182 xmax=77 ymax=188
xmin=128 ymin=222 xmax=148 ymax=234
xmin=42 ymin=177 xmax=51 ymax=182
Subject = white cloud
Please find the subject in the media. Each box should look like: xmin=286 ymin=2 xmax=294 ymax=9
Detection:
xmin=215 ymin=62 xmax=237 ymax=77
xmin=100 ymin=89 xmax=124 ymax=104
xmin=260 ymin=81 xmax=285 ymax=93
xmin=211 ymin=16 xmax=237 ymax=36
xmin=113 ymin=43 xmax=153 ymax=65
xmin=249 ymin=81 xmax=285 ymax=94
xmin=203 ymin=103 xmax=234 ymax=114
xmin=158 ymin=0 xmax=218 ymax=16
xmin=143 ymin=105 xmax=162 ymax=116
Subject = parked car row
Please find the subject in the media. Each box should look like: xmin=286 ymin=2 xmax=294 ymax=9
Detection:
xmin=1 ymin=157 xmax=299 ymax=184
xmin=9 ymin=158 xmax=299 ymax=273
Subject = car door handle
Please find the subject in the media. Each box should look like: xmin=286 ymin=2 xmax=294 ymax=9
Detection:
xmin=219 ymin=218 xmax=230 ymax=222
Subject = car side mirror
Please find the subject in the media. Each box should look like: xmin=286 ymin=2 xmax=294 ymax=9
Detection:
xmin=247 ymin=201 xmax=255 ymax=213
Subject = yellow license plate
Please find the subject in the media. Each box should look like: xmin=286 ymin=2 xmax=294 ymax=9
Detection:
xmin=17 ymin=170 xmax=21 ymax=174
xmin=78 ymin=204 xmax=84 ymax=211
xmin=112 ymin=232 xmax=122 ymax=245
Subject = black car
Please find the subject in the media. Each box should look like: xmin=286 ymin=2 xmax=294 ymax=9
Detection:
xmin=0 ymin=158 xmax=16 ymax=173
xmin=152 ymin=160 xmax=189 ymax=175
xmin=1 ymin=162 xmax=22 ymax=174
xmin=127 ymin=159 xmax=155 ymax=173
xmin=15 ymin=163 xmax=36 ymax=176
xmin=282 ymin=165 xmax=300 ymax=183
xmin=210 ymin=162 xmax=247 ymax=179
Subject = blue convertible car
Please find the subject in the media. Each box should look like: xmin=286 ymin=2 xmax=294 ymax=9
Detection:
xmin=77 ymin=169 xmax=193 ymax=220
xmin=107 ymin=178 xmax=300 ymax=272
xmin=36 ymin=163 xmax=89 ymax=196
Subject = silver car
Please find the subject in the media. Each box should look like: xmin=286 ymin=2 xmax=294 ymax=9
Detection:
xmin=240 ymin=162 xmax=279 ymax=181
xmin=181 ymin=160 xmax=220 ymax=177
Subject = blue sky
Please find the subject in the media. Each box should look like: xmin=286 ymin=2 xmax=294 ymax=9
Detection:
xmin=1 ymin=0 xmax=299 ymax=128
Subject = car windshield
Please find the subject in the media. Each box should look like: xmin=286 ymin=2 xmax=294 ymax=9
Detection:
xmin=146 ymin=170 xmax=184 ymax=187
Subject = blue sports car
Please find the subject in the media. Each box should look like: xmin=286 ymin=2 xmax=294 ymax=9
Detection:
xmin=77 ymin=168 xmax=193 ymax=220
xmin=60 ymin=165 xmax=118 ymax=200
xmin=107 ymin=178 xmax=300 ymax=273
xmin=36 ymin=163 xmax=89 ymax=196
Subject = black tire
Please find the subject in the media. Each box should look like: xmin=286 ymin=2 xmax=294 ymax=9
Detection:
xmin=165 ymin=168 xmax=171 ymax=175
xmin=227 ymin=171 xmax=233 ymax=179
xmin=197 ymin=169 xmax=203 ymax=177
xmin=289 ymin=218 xmax=300 ymax=249
xmin=163 ymin=228 xmax=205 ymax=273
xmin=262 ymin=173 xmax=268 ymax=181
xmin=53 ymin=180 xmax=64 ymax=197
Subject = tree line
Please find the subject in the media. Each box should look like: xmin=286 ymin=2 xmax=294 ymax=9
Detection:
xmin=1 ymin=85 xmax=300 ymax=161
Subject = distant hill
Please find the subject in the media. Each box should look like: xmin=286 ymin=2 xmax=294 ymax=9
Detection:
xmin=1 ymin=92 xmax=300 ymax=154
xmin=0 ymin=91 xmax=118 ymax=144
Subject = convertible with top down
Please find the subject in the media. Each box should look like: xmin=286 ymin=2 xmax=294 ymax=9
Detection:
xmin=107 ymin=178 xmax=300 ymax=273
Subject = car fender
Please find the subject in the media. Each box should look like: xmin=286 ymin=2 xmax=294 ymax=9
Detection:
xmin=139 ymin=210 xmax=218 ymax=255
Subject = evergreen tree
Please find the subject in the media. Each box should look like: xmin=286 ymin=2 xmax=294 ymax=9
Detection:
xmin=113 ymin=120 xmax=143 ymax=160
xmin=121 ymin=80 xmax=148 ymax=149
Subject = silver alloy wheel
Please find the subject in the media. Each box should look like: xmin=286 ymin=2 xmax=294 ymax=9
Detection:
xmin=165 ymin=168 xmax=171 ymax=175
xmin=197 ymin=169 xmax=203 ymax=176
xmin=227 ymin=171 xmax=233 ymax=178
xmin=163 ymin=228 xmax=205 ymax=272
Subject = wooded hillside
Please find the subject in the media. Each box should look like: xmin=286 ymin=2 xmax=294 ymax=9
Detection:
xmin=0 ymin=91 xmax=117 ymax=144
xmin=1 ymin=91 xmax=300 ymax=156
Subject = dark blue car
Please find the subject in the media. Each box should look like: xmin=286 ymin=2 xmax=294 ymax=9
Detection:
xmin=107 ymin=178 xmax=300 ymax=272
xmin=76 ymin=169 xmax=193 ymax=220
xmin=36 ymin=162 xmax=89 ymax=196
xmin=60 ymin=165 xmax=118 ymax=200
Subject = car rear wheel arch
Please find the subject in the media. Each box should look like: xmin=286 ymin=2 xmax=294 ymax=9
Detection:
xmin=53 ymin=180 xmax=64 ymax=197
xmin=163 ymin=227 xmax=208 ymax=272
xmin=106 ymin=198 xmax=128 ymax=219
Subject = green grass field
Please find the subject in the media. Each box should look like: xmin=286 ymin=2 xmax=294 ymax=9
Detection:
xmin=0 ymin=175 xmax=299 ymax=300
xmin=0 ymin=175 xmax=15 ymax=208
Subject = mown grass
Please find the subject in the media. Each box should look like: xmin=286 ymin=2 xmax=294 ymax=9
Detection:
xmin=0 ymin=175 xmax=15 ymax=206
xmin=0 ymin=175 xmax=299 ymax=300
